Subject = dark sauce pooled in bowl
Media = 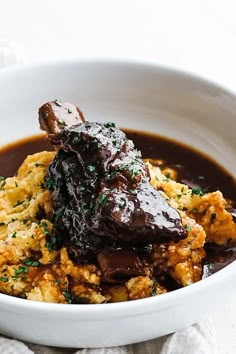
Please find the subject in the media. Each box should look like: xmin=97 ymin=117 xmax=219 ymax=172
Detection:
xmin=0 ymin=130 xmax=236 ymax=279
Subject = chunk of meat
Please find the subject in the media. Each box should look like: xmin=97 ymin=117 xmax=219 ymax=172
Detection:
xmin=39 ymin=100 xmax=85 ymax=139
xmin=148 ymin=162 xmax=236 ymax=245
xmin=38 ymin=102 xmax=186 ymax=264
xmin=97 ymin=249 xmax=145 ymax=283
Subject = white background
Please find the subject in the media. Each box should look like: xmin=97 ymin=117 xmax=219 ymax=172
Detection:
xmin=0 ymin=1 xmax=236 ymax=353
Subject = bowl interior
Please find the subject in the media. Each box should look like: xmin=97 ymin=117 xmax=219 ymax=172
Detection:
xmin=0 ymin=60 xmax=236 ymax=177
xmin=0 ymin=60 xmax=236 ymax=347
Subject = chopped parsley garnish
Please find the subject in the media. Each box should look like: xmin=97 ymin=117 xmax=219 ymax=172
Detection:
xmin=35 ymin=163 xmax=44 ymax=167
xmin=88 ymin=165 xmax=95 ymax=172
xmin=55 ymin=278 xmax=61 ymax=284
xmin=182 ymin=207 xmax=188 ymax=211
xmin=15 ymin=181 xmax=18 ymax=187
xmin=13 ymin=200 xmax=24 ymax=208
xmin=46 ymin=236 xmax=57 ymax=251
xmin=210 ymin=213 xmax=216 ymax=223
xmin=104 ymin=122 xmax=116 ymax=128
xmin=129 ymin=189 xmax=137 ymax=195
xmin=151 ymin=278 xmax=158 ymax=296
xmin=23 ymin=218 xmax=29 ymax=224
xmin=58 ymin=119 xmax=67 ymax=127
xmin=191 ymin=188 xmax=205 ymax=197
xmin=177 ymin=194 xmax=182 ymax=199
xmin=0 ymin=222 xmax=5 ymax=226
xmin=0 ymin=177 xmax=6 ymax=190
xmin=0 ymin=277 xmax=8 ymax=283
xmin=23 ymin=258 xmax=40 ymax=267
xmin=63 ymin=291 xmax=73 ymax=304
xmin=99 ymin=194 xmax=108 ymax=205
xmin=11 ymin=232 xmax=17 ymax=238
xmin=41 ymin=222 xmax=49 ymax=235
xmin=165 ymin=172 xmax=170 ymax=179
xmin=12 ymin=265 xmax=29 ymax=280
xmin=192 ymin=208 xmax=198 ymax=214
xmin=185 ymin=225 xmax=191 ymax=232
xmin=45 ymin=177 xmax=56 ymax=190
xmin=54 ymin=99 xmax=62 ymax=107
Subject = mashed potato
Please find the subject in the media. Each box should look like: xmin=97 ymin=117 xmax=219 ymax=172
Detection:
xmin=0 ymin=152 xmax=234 ymax=303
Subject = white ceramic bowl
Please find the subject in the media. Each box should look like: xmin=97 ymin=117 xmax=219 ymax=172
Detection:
xmin=0 ymin=60 xmax=236 ymax=348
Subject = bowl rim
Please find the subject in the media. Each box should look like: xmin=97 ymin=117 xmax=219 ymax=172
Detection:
xmin=0 ymin=58 xmax=236 ymax=316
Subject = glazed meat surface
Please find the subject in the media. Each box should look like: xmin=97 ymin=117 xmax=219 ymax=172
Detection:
xmin=39 ymin=100 xmax=85 ymax=137
xmin=39 ymin=102 xmax=186 ymax=264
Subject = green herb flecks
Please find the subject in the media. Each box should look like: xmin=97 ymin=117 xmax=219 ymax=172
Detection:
xmin=23 ymin=258 xmax=40 ymax=267
xmin=0 ymin=177 xmax=6 ymax=190
xmin=191 ymin=188 xmax=205 ymax=197
xmin=45 ymin=177 xmax=57 ymax=190
xmin=13 ymin=200 xmax=25 ymax=208
xmin=88 ymin=165 xmax=95 ymax=172
xmin=129 ymin=189 xmax=137 ymax=195
xmin=11 ymin=232 xmax=17 ymax=238
xmin=0 ymin=277 xmax=8 ymax=283
xmin=185 ymin=225 xmax=191 ymax=232
xmin=58 ymin=119 xmax=67 ymax=127
xmin=46 ymin=236 xmax=58 ymax=252
xmin=104 ymin=122 xmax=116 ymax=128
xmin=99 ymin=193 xmax=108 ymax=205
xmin=151 ymin=279 xmax=158 ymax=296
xmin=12 ymin=265 xmax=29 ymax=280
xmin=53 ymin=99 xmax=62 ymax=107
xmin=63 ymin=291 xmax=73 ymax=304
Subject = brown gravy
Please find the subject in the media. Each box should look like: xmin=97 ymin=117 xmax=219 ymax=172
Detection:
xmin=0 ymin=130 xmax=236 ymax=276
